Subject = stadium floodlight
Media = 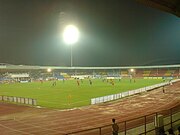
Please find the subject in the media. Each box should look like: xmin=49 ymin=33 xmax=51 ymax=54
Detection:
xmin=63 ymin=25 xmax=79 ymax=67
xmin=63 ymin=25 xmax=79 ymax=45
xmin=47 ymin=68 xmax=52 ymax=72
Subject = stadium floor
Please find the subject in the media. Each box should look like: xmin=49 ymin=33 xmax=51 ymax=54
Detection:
xmin=0 ymin=82 xmax=180 ymax=135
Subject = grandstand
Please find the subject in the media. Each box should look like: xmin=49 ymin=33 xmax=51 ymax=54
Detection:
xmin=120 ymin=70 xmax=129 ymax=77
xmin=0 ymin=63 xmax=180 ymax=80
xmin=135 ymin=69 xmax=143 ymax=77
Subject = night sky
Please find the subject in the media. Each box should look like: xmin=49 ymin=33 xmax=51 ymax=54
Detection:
xmin=0 ymin=0 xmax=180 ymax=67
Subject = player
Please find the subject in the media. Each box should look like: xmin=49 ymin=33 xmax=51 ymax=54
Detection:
xmin=40 ymin=79 xmax=43 ymax=84
xmin=134 ymin=79 xmax=136 ymax=83
xmin=89 ymin=79 xmax=92 ymax=85
xmin=111 ymin=80 xmax=114 ymax=86
xmin=130 ymin=75 xmax=132 ymax=83
xmin=52 ymin=81 xmax=56 ymax=86
xmin=77 ymin=80 xmax=80 ymax=86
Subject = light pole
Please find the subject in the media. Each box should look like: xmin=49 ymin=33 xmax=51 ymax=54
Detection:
xmin=63 ymin=25 xmax=79 ymax=67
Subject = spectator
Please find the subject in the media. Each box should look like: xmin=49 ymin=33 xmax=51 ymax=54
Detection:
xmin=168 ymin=128 xmax=175 ymax=135
xmin=112 ymin=118 xmax=119 ymax=135
xmin=162 ymin=86 xmax=165 ymax=93
xmin=178 ymin=126 xmax=180 ymax=135
xmin=159 ymin=128 xmax=167 ymax=135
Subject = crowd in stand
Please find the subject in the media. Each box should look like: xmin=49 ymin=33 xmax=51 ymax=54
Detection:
xmin=112 ymin=120 xmax=180 ymax=135
xmin=158 ymin=126 xmax=180 ymax=135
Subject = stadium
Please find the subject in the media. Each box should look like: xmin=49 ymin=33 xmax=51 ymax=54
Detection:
xmin=0 ymin=63 xmax=180 ymax=134
xmin=0 ymin=0 xmax=180 ymax=135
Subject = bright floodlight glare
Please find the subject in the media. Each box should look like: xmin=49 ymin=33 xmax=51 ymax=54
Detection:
xmin=130 ymin=69 xmax=134 ymax=72
xmin=63 ymin=25 xmax=79 ymax=45
xmin=47 ymin=68 xmax=52 ymax=72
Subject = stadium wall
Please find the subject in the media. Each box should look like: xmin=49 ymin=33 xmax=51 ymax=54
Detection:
xmin=0 ymin=95 xmax=37 ymax=106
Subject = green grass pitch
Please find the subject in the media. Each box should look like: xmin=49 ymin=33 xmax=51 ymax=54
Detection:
xmin=0 ymin=79 xmax=163 ymax=109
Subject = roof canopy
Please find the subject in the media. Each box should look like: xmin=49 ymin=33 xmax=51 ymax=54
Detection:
xmin=136 ymin=0 xmax=180 ymax=17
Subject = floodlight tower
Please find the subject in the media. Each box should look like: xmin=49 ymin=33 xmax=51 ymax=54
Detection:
xmin=63 ymin=25 xmax=79 ymax=67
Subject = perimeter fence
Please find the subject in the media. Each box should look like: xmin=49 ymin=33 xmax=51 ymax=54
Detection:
xmin=65 ymin=104 xmax=180 ymax=135
xmin=0 ymin=95 xmax=37 ymax=106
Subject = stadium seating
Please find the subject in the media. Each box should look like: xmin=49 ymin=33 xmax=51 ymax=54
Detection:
xmin=172 ymin=68 xmax=180 ymax=77
xmin=164 ymin=69 xmax=175 ymax=77
xmin=120 ymin=70 xmax=128 ymax=76
xmin=149 ymin=69 xmax=158 ymax=77
xmin=157 ymin=69 xmax=167 ymax=77
xmin=143 ymin=70 xmax=151 ymax=77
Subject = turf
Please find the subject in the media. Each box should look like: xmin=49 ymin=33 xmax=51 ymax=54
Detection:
xmin=0 ymin=79 xmax=163 ymax=109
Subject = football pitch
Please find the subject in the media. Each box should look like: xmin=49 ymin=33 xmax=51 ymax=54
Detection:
xmin=0 ymin=79 xmax=163 ymax=109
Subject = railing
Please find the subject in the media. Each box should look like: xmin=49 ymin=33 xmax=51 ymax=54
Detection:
xmin=65 ymin=104 xmax=180 ymax=135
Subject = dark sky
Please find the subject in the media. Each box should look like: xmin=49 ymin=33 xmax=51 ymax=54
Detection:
xmin=0 ymin=0 xmax=180 ymax=67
